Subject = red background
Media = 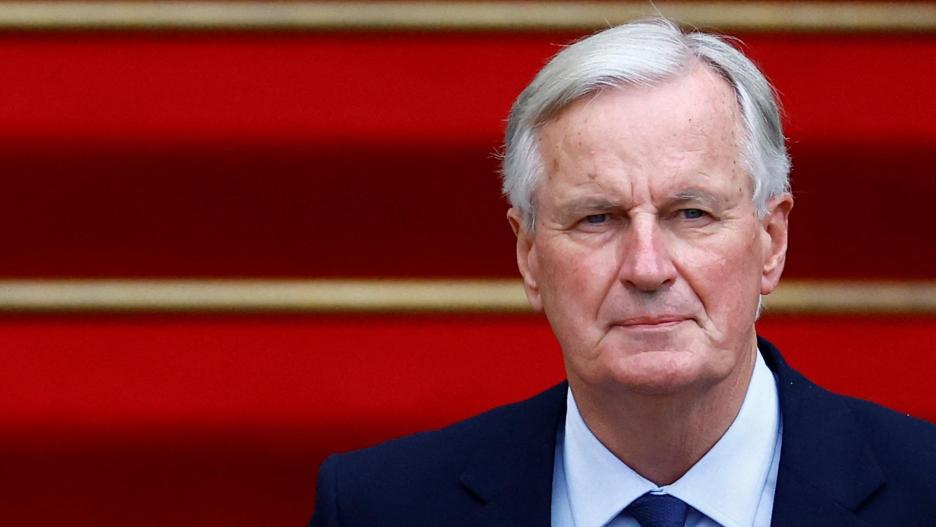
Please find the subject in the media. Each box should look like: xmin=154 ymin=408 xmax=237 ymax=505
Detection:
xmin=0 ymin=28 xmax=933 ymax=526
xmin=1 ymin=32 xmax=933 ymax=278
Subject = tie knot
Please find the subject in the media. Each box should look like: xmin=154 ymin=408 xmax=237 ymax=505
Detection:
xmin=625 ymin=493 xmax=688 ymax=527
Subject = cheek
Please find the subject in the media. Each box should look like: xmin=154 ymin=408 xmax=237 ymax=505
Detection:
xmin=540 ymin=242 xmax=620 ymax=306
xmin=535 ymin=241 xmax=618 ymax=336
xmin=682 ymin=234 xmax=764 ymax=324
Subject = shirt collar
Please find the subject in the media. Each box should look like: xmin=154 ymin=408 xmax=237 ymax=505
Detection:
xmin=563 ymin=349 xmax=781 ymax=527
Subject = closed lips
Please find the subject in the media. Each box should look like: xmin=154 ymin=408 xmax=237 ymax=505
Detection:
xmin=615 ymin=316 xmax=690 ymax=327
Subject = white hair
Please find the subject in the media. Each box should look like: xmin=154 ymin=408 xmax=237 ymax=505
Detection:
xmin=501 ymin=18 xmax=790 ymax=229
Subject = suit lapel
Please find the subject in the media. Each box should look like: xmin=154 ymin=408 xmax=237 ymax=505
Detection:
xmin=759 ymin=338 xmax=884 ymax=527
xmin=769 ymin=469 xmax=878 ymax=527
xmin=452 ymin=383 xmax=567 ymax=527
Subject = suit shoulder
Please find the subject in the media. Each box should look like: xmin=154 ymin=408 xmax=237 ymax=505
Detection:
xmin=763 ymin=336 xmax=936 ymax=479
xmin=314 ymin=382 xmax=566 ymax=526
xmin=843 ymin=395 xmax=936 ymax=460
xmin=335 ymin=382 xmax=566 ymax=474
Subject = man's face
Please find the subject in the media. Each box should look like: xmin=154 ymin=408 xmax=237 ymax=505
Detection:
xmin=510 ymin=63 xmax=791 ymax=396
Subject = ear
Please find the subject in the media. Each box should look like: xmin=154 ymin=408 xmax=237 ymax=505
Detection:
xmin=507 ymin=208 xmax=543 ymax=312
xmin=760 ymin=193 xmax=794 ymax=295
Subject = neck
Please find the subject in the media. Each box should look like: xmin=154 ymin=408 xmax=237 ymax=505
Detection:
xmin=570 ymin=345 xmax=757 ymax=485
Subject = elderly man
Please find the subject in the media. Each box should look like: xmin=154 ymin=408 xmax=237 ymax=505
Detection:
xmin=310 ymin=18 xmax=936 ymax=526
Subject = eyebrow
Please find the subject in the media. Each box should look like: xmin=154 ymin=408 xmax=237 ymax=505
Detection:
xmin=557 ymin=198 xmax=624 ymax=216
xmin=668 ymin=189 xmax=725 ymax=208
xmin=549 ymin=197 xmax=622 ymax=224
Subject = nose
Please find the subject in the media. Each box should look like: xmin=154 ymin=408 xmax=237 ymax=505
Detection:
xmin=617 ymin=215 xmax=678 ymax=292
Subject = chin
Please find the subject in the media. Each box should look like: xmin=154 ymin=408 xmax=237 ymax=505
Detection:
xmin=589 ymin=333 xmax=718 ymax=396
xmin=607 ymin=351 xmax=705 ymax=395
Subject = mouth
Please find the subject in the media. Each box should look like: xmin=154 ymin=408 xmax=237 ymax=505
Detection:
xmin=612 ymin=316 xmax=691 ymax=330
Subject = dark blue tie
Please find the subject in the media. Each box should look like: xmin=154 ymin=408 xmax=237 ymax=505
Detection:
xmin=625 ymin=493 xmax=689 ymax=527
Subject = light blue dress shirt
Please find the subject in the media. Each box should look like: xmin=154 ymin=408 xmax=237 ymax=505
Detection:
xmin=552 ymin=350 xmax=782 ymax=527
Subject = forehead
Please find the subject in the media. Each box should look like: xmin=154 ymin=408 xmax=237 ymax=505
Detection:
xmin=536 ymin=63 xmax=747 ymax=202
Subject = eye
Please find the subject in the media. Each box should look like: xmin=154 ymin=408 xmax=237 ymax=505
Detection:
xmin=680 ymin=208 xmax=707 ymax=220
xmin=585 ymin=213 xmax=609 ymax=224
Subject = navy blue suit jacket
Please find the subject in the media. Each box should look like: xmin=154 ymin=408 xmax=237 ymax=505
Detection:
xmin=310 ymin=338 xmax=936 ymax=526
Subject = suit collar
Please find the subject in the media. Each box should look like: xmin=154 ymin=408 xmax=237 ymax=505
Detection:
xmin=758 ymin=337 xmax=884 ymax=526
xmin=454 ymin=382 xmax=567 ymax=527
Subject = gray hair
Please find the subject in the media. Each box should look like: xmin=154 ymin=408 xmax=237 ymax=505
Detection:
xmin=501 ymin=18 xmax=790 ymax=229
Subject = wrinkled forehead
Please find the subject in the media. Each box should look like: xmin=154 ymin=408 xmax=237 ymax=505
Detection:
xmin=536 ymin=63 xmax=747 ymax=175
xmin=553 ymin=67 xmax=739 ymax=130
